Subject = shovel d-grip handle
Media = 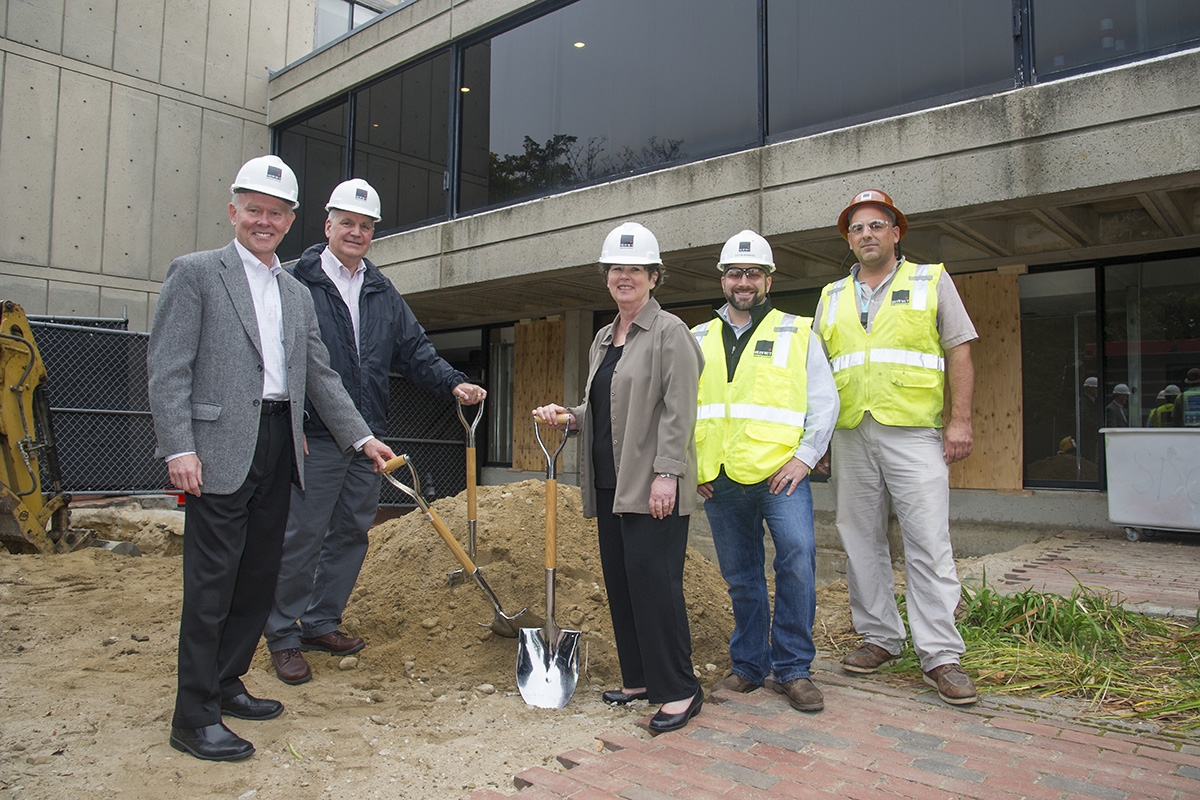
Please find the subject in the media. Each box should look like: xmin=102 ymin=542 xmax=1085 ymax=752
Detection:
xmin=382 ymin=454 xmax=409 ymax=474
xmin=457 ymin=399 xmax=485 ymax=522
xmin=533 ymin=414 xmax=570 ymax=571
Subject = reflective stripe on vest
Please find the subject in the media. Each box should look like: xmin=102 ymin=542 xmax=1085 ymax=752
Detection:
xmin=819 ymin=262 xmax=946 ymax=429
xmin=692 ymin=309 xmax=811 ymax=484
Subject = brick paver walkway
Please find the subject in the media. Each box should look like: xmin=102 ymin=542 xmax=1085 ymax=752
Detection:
xmin=999 ymin=532 xmax=1200 ymax=618
xmin=468 ymin=666 xmax=1200 ymax=799
xmin=466 ymin=531 xmax=1200 ymax=799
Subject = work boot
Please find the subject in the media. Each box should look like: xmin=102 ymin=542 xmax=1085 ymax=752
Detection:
xmin=300 ymin=630 xmax=365 ymax=655
xmin=711 ymin=671 xmax=761 ymax=693
xmin=767 ymin=677 xmax=824 ymax=712
xmin=841 ymin=642 xmax=896 ymax=674
xmin=271 ymin=648 xmax=312 ymax=685
xmin=924 ymin=663 xmax=978 ymax=705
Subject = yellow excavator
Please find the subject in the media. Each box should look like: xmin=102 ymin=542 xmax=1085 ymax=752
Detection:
xmin=0 ymin=300 xmax=96 ymax=553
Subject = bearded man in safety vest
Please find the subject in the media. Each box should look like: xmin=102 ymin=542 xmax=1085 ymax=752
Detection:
xmin=693 ymin=231 xmax=838 ymax=713
xmin=813 ymin=190 xmax=979 ymax=706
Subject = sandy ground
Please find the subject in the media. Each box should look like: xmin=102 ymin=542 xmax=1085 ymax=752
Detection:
xmin=0 ymin=481 xmax=1082 ymax=799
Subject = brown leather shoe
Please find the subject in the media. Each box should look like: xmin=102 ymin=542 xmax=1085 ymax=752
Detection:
xmin=766 ymin=677 xmax=824 ymax=712
xmin=924 ymin=663 xmax=978 ymax=705
xmin=841 ymin=642 xmax=896 ymax=674
xmin=271 ymin=648 xmax=312 ymax=685
xmin=300 ymin=630 xmax=365 ymax=655
xmin=711 ymin=671 xmax=761 ymax=693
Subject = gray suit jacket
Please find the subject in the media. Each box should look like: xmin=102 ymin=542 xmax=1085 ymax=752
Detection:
xmin=148 ymin=241 xmax=372 ymax=495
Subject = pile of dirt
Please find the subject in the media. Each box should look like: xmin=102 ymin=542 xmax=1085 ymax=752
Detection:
xmin=295 ymin=479 xmax=737 ymax=693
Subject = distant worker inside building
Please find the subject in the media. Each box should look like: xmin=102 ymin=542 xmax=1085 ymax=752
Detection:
xmin=1105 ymin=383 xmax=1132 ymax=427
xmin=1174 ymin=368 xmax=1200 ymax=427
xmin=814 ymin=189 xmax=979 ymax=706
xmin=264 ymin=178 xmax=486 ymax=686
xmin=1148 ymin=385 xmax=1180 ymax=427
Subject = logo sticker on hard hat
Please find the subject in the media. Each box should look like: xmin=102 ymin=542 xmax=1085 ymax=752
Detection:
xmin=738 ymin=241 xmax=752 ymax=254
xmin=356 ymin=188 xmax=368 ymax=201
xmin=266 ymin=166 xmax=282 ymax=182
xmin=620 ymin=235 xmax=634 ymax=248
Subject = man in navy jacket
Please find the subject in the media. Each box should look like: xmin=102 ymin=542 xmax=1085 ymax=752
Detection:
xmin=264 ymin=179 xmax=486 ymax=684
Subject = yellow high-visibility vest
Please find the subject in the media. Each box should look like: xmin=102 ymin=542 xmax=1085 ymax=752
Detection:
xmin=819 ymin=262 xmax=945 ymax=429
xmin=692 ymin=308 xmax=810 ymax=484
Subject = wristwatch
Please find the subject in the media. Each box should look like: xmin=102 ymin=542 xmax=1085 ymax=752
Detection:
xmin=657 ymin=473 xmax=676 ymax=479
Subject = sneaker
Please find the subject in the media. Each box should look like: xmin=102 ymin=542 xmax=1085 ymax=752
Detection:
xmin=711 ymin=671 xmax=761 ymax=693
xmin=767 ymin=677 xmax=824 ymax=712
xmin=841 ymin=642 xmax=896 ymax=674
xmin=923 ymin=663 xmax=978 ymax=705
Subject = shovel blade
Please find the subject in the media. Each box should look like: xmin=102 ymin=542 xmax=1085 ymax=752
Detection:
xmin=516 ymin=627 xmax=580 ymax=708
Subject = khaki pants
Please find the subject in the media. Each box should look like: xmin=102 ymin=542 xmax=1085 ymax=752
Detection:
xmin=831 ymin=413 xmax=965 ymax=672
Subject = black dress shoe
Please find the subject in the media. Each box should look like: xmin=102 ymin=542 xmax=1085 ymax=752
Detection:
xmin=602 ymin=688 xmax=649 ymax=705
xmin=648 ymin=687 xmax=704 ymax=734
xmin=221 ymin=692 xmax=283 ymax=721
xmin=169 ymin=723 xmax=254 ymax=761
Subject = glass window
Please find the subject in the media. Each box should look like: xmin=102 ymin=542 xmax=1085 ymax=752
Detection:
xmin=458 ymin=0 xmax=759 ymax=213
xmin=1020 ymin=269 xmax=1100 ymax=486
xmin=277 ymin=101 xmax=348 ymax=261
xmin=353 ymin=53 xmax=451 ymax=232
xmin=767 ymin=0 xmax=1013 ymax=139
xmin=316 ymin=0 xmax=352 ymax=49
xmin=1034 ymin=0 xmax=1200 ymax=77
xmin=1103 ymin=257 xmax=1200 ymax=431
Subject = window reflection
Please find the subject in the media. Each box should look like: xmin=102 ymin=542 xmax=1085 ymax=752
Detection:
xmin=278 ymin=101 xmax=348 ymax=261
xmin=458 ymin=0 xmax=758 ymax=213
xmin=353 ymin=53 xmax=451 ymax=233
xmin=1034 ymin=0 xmax=1200 ymax=77
xmin=766 ymin=0 xmax=1012 ymax=139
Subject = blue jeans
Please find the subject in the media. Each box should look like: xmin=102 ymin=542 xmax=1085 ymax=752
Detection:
xmin=704 ymin=472 xmax=817 ymax=684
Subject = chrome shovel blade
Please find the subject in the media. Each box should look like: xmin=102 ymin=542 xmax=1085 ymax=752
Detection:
xmin=516 ymin=627 xmax=580 ymax=709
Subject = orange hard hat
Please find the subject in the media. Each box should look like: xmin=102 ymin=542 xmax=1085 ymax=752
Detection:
xmin=837 ymin=189 xmax=909 ymax=240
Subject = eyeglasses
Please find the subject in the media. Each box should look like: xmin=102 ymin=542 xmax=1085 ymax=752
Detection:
xmin=722 ymin=267 xmax=766 ymax=280
xmin=847 ymin=219 xmax=892 ymax=236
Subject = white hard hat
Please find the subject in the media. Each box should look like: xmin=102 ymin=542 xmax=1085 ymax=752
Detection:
xmin=326 ymin=178 xmax=381 ymax=222
xmin=1157 ymin=389 xmax=1167 ymax=400
xmin=718 ymin=230 xmax=775 ymax=272
xmin=1113 ymin=383 xmax=1131 ymax=395
xmin=231 ymin=155 xmax=299 ymax=208
xmin=599 ymin=222 xmax=662 ymax=266
xmin=1164 ymin=384 xmax=1181 ymax=396
xmin=1083 ymin=377 xmax=1098 ymax=388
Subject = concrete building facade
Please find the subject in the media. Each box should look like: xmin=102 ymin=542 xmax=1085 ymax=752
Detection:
xmin=0 ymin=0 xmax=316 ymax=330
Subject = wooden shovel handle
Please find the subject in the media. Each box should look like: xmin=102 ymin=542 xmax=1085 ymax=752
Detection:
xmin=466 ymin=446 xmax=477 ymax=520
xmin=382 ymin=454 xmax=408 ymax=473
xmin=545 ymin=478 xmax=557 ymax=570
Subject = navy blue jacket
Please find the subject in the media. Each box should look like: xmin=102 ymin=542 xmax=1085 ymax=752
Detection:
xmin=289 ymin=243 xmax=468 ymax=439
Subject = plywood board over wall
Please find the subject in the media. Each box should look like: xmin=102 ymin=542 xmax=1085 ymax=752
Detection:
xmin=950 ymin=271 xmax=1023 ymax=491
xmin=513 ymin=317 xmax=565 ymax=472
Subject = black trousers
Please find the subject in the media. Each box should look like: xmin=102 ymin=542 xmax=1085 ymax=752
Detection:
xmin=595 ymin=489 xmax=698 ymax=704
xmin=173 ymin=413 xmax=293 ymax=728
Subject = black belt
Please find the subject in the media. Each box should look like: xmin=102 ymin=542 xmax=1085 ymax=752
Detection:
xmin=260 ymin=400 xmax=291 ymax=416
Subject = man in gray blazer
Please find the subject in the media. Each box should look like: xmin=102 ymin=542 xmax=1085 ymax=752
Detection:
xmin=148 ymin=154 xmax=395 ymax=762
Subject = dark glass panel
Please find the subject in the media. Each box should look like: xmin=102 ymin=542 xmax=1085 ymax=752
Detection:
xmin=277 ymin=101 xmax=348 ymax=261
xmin=766 ymin=0 xmax=1012 ymax=139
xmin=353 ymin=52 xmax=451 ymax=233
xmin=1034 ymin=0 xmax=1200 ymax=77
xmin=1019 ymin=269 xmax=1100 ymax=487
xmin=459 ymin=0 xmax=758 ymax=213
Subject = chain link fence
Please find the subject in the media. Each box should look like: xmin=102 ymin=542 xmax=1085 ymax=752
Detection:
xmin=30 ymin=318 xmax=464 ymax=507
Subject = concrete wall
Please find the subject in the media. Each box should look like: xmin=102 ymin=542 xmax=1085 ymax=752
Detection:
xmin=0 ymin=0 xmax=316 ymax=331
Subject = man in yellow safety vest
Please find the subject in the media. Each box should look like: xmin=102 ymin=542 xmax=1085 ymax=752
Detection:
xmin=693 ymin=230 xmax=838 ymax=713
xmin=814 ymin=190 xmax=980 ymax=706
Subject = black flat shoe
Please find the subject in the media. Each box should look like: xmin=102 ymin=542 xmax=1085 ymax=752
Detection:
xmin=169 ymin=723 xmax=255 ymax=761
xmin=602 ymin=688 xmax=649 ymax=705
xmin=648 ymin=686 xmax=704 ymax=734
xmin=221 ymin=692 xmax=283 ymax=721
